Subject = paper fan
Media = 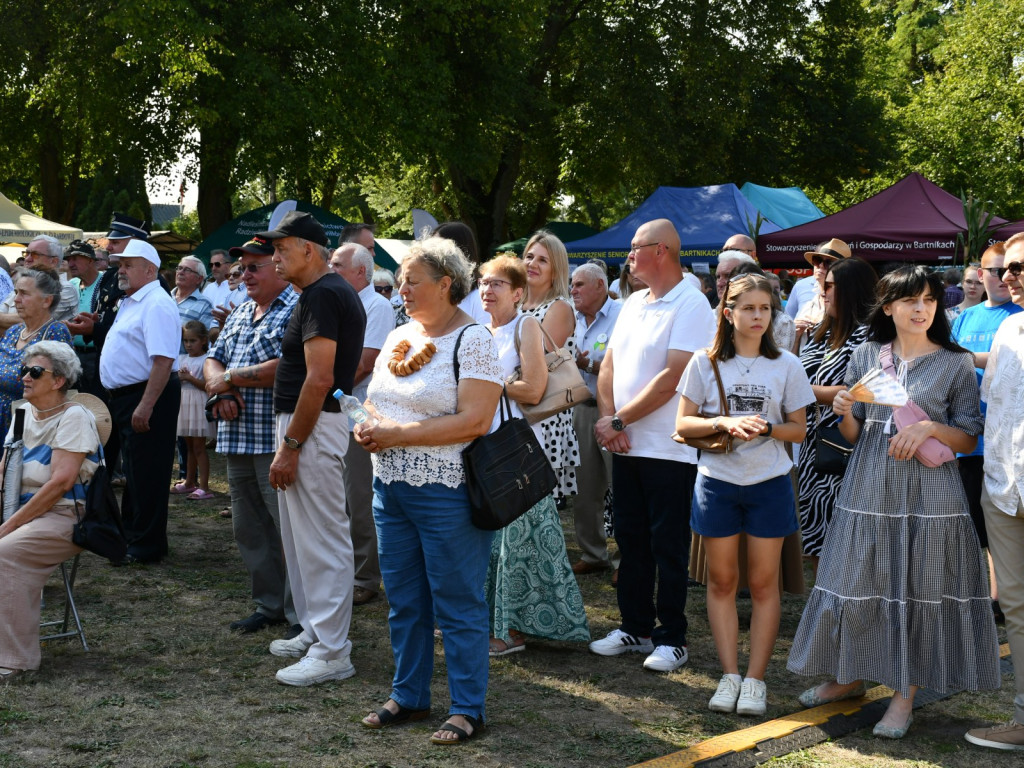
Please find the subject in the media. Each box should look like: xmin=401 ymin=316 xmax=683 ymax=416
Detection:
xmin=848 ymin=368 xmax=908 ymax=407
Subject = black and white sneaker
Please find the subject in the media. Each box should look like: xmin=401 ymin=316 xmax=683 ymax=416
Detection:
xmin=588 ymin=629 xmax=655 ymax=656
xmin=642 ymin=644 xmax=689 ymax=672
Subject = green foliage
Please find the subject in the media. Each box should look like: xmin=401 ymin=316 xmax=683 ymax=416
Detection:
xmin=894 ymin=0 xmax=1024 ymax=218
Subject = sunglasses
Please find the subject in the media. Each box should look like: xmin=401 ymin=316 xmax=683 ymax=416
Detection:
xmin=810 ymin=255 xmax=832 ymax=268
xmin=239 ymin=261 xmax=272 ymax=274
xmin=20 ymin=365 xmax=54 ymax=379
xmin=375 ymin=285 xmax=394 ymax=295
xmin=982 ymin=262 xmax=1023 ymax=277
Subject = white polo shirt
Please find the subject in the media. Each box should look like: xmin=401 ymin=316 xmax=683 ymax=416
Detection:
xmin=607 ymin=278 xmax=715 ymax=462
xmin=203 ymin=279 xmax=233 ymax=309
xmin=354 ymin=282 xmax=397 ymax=404
xmin=99 ymin=280 xmax=181 ymax=389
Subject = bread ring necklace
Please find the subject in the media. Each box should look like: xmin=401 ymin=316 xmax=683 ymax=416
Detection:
xmin=388 ymin=339 xmax=437 ymax=376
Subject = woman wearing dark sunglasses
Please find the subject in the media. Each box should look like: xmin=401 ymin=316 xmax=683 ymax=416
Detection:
xmin=0 ymin=341 xmax=103 ymax=681
xmin=0 ymin=268 xmax=73 ymax=436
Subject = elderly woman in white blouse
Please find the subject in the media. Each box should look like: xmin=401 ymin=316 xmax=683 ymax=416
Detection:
xmin=354 ymin=238 xmax=502 ymax=745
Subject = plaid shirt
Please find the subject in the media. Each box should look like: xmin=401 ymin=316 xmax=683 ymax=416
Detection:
xmin=209 ymin=287 xmax=297 ymax=454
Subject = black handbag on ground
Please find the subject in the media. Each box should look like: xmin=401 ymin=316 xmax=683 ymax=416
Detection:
xmin=813 ymin=405 xmax=854 ymax=475
xmin=72 ymin=446 xmax=128 ymax=562
xmin=463 ymin=389 xmax=557 ymax=531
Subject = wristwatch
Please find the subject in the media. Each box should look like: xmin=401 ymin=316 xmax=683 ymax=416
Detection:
xmin=763 ymin=422 xmax=773 ymax=438
xmin=586 ymin=359 xmax=595 ymax=375
xmin=223 ymin=368 xmax=233 ymax=385
xmin=283 ymin=435 xmax=302 ymax=450
xmin=611 ymin=415 xmax=625 ymax=432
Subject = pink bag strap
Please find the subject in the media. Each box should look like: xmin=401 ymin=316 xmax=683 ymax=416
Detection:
xmin=878 ymin=343 xmax=896 ymax=377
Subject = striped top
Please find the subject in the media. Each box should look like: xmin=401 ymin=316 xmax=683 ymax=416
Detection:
xmin=7 ymin=403 xmax=100 ymax=508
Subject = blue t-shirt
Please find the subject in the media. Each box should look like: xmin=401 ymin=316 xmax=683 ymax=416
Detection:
xmin=951 ymin=300 xmax=1024 ymax=457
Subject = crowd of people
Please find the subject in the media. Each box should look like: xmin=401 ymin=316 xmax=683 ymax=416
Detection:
xmin=0 ymin=210 xmax=1022 ymax=753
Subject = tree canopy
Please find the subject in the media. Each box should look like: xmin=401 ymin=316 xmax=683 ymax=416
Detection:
xmin=0 ymin=0 xmax=1019 ymax=249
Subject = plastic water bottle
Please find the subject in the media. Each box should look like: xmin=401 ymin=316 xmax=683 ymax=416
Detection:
xmin=333 ymin=389 xmax=377 ymax=425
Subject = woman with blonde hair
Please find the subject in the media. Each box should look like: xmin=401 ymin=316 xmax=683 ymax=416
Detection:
xmin=520 ymin=230 xmax=579 ymax=500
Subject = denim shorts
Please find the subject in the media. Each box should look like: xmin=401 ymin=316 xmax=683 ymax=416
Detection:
xmin=691 ymin=472 xmax=798 ymax=539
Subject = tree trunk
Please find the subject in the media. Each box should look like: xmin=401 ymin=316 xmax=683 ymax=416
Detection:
xmin=196 ymin=122 xmax=240 ymax=238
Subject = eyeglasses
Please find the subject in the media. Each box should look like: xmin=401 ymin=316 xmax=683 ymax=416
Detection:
xmin=20 ymin=365 xmax=54 ymax=379
xmin=375 ymin=285 xmax=394 ymax=295
xmin=479 ymin=278 xmax=511 ymax=290
xmin=175 ymin=265 xmax=200 ymax=276
xmin=239 ymin=261 xmax=272 ymax=274
xmin=21 ymin=249 xmax=48 ymax=259
xmin=228 ymin=270 xmax=243 ymax=279
xmin=1004 ymin=261 xmax=1023 ymax=277
xmin=210 ymin=262 xmax=224 ymax=268
xmin=963 ymin=279 xmax=983 ymax=287
xmin=810 ymin=255 xmax=832 ymax=268
xmin=628 ymin=242 xmax=660 ymax=254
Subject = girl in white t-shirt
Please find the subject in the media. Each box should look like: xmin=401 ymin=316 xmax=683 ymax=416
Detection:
xmin=675 ymin=274 xmax=814 ymax=717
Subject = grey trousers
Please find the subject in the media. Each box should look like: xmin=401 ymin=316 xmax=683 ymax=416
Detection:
xmin=344 ymin=431 xmax=381 ymax=592
xmin=570 ymin=402 xmax=616 ymax=567
xmin=228 ymin=453 xmax=297 ymax=625
xmin=983 ymin=487 xmax=1024 ymax=724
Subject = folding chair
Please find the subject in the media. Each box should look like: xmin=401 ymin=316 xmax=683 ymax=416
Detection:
xmin=39 ymin=552 xmax=89 ymax=651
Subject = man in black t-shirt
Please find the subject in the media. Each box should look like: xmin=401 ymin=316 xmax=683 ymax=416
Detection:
xmin=260 ymin=211 xmax=366 ymax=687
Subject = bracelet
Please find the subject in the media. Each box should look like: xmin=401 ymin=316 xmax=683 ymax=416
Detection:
xmin=712 ymin=416 xmax=722 ymax=432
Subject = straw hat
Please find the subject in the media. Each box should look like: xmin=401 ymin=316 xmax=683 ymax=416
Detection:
xmin=11 ymin=392 xmax=112 ymax=447
xmin=69 ymin=392 xmax=113 ymax=447
xmin=804 ymin=238 xmax=851 ymax=267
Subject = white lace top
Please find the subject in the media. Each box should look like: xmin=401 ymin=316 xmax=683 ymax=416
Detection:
xmin=367 ymin=322 xmax=502 ymax=487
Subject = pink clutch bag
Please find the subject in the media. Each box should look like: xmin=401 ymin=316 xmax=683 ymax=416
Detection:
xmin=879 ymin=343 xmax=955 ymax=468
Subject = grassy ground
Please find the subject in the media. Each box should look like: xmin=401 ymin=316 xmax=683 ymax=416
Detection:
xmin=1 ymin=452 xmax=1020 ymax=768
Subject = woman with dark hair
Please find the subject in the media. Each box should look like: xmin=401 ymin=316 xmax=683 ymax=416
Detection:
xmin=795 ymin=258 xmax=878 ymax=564
xmin=788 ymin=265 xmax=999 ymax=739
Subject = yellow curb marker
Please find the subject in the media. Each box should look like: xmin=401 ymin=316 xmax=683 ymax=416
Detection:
xmin=632 ymin=643 xmax=1012 ymax=768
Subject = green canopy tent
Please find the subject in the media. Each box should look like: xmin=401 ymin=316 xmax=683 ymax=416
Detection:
xmin=193 ymin=202 xmax=399 ymax=271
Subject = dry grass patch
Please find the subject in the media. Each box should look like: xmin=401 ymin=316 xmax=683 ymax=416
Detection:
xmin=0 ymin=453 xmax=1016 ymax=767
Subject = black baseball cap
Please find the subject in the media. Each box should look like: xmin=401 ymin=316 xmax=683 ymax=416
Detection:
xmin=229 ymin=235 xmax=275 ymax=259
xmin=256 ymin=211 xmax=328 ymax=247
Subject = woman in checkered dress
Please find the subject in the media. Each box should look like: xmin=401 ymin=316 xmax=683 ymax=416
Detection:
xmin=788 ymin=266 xmax=1000 ymax=739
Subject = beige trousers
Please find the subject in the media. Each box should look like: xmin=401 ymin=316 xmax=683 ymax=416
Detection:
xmin=0 ymin=505 xmax=82 ymax=670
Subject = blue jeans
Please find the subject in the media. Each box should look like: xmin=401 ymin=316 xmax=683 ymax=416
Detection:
xmin=373 ymin=479 xmax=493 ymax=720
xmin=612 ymin=456 xmax=695 ymax=647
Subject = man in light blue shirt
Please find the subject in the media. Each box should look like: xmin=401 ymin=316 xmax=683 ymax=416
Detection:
xmin=569 ymin=263 xmax=622 ymax=575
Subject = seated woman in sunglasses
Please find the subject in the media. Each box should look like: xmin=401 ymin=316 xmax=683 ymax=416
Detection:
xmin=0 ymin=341 xmax=102 ymax=681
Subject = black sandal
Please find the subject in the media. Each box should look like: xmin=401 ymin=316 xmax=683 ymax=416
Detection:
xmin=429 ymin=715 xmax=485 ymax=745
xmin=361 ymin=701 xmax=430 ymax=729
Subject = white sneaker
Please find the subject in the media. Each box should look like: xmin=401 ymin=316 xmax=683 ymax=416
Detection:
xmin=642 ymin=645 xmax=689 ymax=672
xmin=269 ymin=634 xmax=313 ymax=658
xmin=588 ymin=629 xmax=654 ymax=656
xmin=736 ymin=678 xmax=767 ymax=716
xmin=275 ymin=655 xmax=355 ymax=686
xmin=708 ymin=675 xmax=741 ymax=712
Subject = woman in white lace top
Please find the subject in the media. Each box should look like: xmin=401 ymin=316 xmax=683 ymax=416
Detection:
xmin=355 ymin=238 xmax=502 ymax=745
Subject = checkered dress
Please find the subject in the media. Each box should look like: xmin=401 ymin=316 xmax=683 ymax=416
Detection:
xmin=787 ymin=341 xmax=1001 ymax=696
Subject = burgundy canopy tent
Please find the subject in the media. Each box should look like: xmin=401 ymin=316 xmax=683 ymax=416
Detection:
xmin=990 ymin=219 xmax=1024 ymax=245
xmin=759 ymin=173 xmax=1007 ymax=266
